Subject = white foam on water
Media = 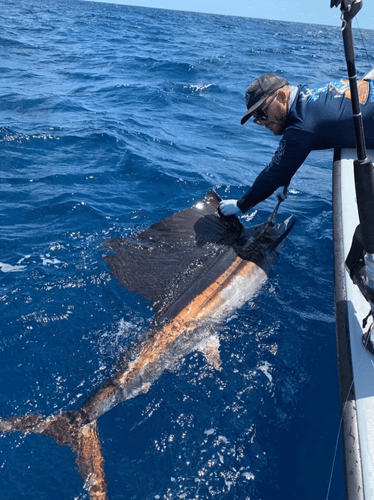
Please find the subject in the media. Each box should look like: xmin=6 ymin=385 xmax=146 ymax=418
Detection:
xmin=0 ymin=262 xmax=26 ymax=273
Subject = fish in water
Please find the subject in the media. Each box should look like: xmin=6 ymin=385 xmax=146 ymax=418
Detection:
xmin=0 ymin=189 xmax=295 ymax=500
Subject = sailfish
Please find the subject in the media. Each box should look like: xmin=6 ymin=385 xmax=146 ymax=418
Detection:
xmin=0 ymin=189 xmax=295 ymax=499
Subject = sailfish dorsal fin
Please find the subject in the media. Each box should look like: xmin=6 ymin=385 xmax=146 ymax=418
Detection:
xmin=104 ymin=190 xmax=244 ymax=317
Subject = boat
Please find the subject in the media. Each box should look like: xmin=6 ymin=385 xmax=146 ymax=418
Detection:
xmin=331 ymin=1 xmax=374 ymax=498
xmin=333 ymin=145 xmax=374 ymax=500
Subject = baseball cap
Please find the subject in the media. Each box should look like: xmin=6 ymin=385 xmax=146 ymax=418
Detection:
xmin=241 ymin=74 xmax=289 ymax=125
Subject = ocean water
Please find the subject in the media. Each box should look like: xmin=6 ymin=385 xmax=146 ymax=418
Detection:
xmin=1 ymin=0 xmax=374 ymax=498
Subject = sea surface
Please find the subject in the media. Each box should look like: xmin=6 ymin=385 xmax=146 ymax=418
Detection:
xmin=1 ymin=1 xmax=374 ymax=499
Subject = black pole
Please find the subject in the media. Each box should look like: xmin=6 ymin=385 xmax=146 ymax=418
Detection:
xmin=340 ymin=5 xmax=366 ymax=160
xmin=339 ymin=1 xmax=374 ymax=258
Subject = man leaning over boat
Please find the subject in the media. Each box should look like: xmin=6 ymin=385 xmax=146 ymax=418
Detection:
xmin=219 ymin=73 xmax=374 ymax=215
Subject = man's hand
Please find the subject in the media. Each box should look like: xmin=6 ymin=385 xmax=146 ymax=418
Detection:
xmin=275 ymin=186 xmax=287 ymax=202
xmin=218 ymin=199 xmax=240 ymax=216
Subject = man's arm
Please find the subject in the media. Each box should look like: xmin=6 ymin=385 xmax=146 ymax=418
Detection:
xmin=220 ymin=130 xmax=313 ymax=214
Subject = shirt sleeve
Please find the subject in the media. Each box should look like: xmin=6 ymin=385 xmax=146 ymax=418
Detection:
xmin=237 ymin=128 xmax=314 ymax=213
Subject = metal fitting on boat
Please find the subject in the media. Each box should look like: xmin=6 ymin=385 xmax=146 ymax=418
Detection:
xmin=362 ymin=321 xmax=374 ymax=356
xmin=364 ymin=253 xmax=374 ymax=292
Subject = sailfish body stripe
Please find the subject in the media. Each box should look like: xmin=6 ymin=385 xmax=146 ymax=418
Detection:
xmin=115 ymin=258 xmax=263 ymax=390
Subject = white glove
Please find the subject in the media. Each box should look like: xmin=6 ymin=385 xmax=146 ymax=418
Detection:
xmin=275 ymin=186 xmax=287 ymax=202
xmin=219 ymin=199 xmax=240 ymax=216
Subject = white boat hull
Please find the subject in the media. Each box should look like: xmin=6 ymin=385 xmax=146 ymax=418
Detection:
xmin=333 ymin=147 xmax=374 ymax=500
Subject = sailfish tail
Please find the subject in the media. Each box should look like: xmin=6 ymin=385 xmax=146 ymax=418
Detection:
xmin=73 ymin=421 xmax=108 ymax=500
xmin=0 ymin=412 xmax=108 ymax=500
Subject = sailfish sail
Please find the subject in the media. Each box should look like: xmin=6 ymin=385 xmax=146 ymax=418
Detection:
xmin=104 ymin=189 xmax=244 ymax=318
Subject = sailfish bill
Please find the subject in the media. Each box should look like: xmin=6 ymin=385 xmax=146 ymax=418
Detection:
xmin=0 ymin=189 xmax=295 ymax=500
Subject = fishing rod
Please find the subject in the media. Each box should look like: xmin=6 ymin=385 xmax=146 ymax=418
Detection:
xmin=331 ymin=0 xmax=374 ymax=328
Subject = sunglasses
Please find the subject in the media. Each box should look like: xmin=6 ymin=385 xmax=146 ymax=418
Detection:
xmin=253 ymin=93 xmax=278 ymax=125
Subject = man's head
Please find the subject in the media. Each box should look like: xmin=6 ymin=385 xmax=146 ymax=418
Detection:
xmin=241 ymin=74 xmax=290 ymax=136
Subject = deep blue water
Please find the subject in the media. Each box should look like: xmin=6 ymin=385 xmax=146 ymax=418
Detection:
xmin=1 ymin=0 xmax=374 ymax=498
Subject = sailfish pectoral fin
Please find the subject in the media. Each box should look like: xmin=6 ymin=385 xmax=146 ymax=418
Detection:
xmin=196 ymin=334 xmax=222 ymax=371
xmin=72 ymin=421 xmax=108 ymax=500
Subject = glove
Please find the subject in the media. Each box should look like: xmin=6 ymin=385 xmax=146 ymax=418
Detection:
xmin=275 ymin=186 xmax=287 ymax=202
xmin=218 ymin=199 xmax=240 ymax=216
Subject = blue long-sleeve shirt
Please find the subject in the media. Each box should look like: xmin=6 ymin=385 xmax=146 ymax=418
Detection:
xmin=237 ymin=79 xmax=374 ymax=213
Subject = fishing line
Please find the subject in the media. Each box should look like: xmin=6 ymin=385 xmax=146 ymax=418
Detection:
xmin=355 ymin=17 xmax=373 ymax=73
xmin=325 ymin=411 xmax=343 ymax=500
xmin=341 ymin=13 xmax=372 ymax=72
